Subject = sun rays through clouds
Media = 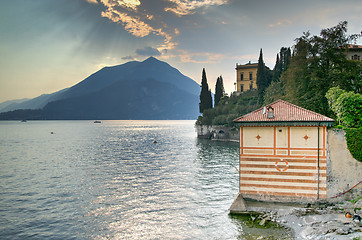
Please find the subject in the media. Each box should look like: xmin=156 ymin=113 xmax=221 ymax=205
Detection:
xmin=86 ymin=0 xmax=229 ymax=62
xmin=165 ymin=0 xmax=228 ymax=16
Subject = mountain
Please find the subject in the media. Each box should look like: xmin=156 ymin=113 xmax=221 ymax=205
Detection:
xmin=0 ymin=57 xmax=201 ymax=120
xmin=0 ymin=98 xmax=29 ymax=112
xmin=58 ymin=57 xmax=200 ymax=100
xmin=42 ymin=78 xmax=198 ymax=120
xmin=0 ymin=88 xmax=68 ymax=113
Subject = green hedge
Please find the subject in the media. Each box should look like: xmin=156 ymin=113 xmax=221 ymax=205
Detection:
xmin=345 ymin=128 xmax=362 ymax=162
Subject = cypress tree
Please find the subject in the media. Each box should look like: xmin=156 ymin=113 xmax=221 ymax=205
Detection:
xmin=214 ymin=75 xmax=225 ymax=106
xmin=272 ymin=47 xmax=292 ymax=83
xmin=256 ymin=48 xmax=273 ymax=105
xmin=285 ymin=47 xmax=291 ymax=71
xmin=280 ymin=47 xmax=291 ymax=72
xmin=256 ymin=49 xmax=266 ymax=104
xmin=199 ymin=68 xmax=213 ymax=113
xmin=272 ymin=53 xmax=281 ymax=82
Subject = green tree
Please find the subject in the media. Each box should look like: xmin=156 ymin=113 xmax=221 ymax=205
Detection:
xmin=272 ymin=47 xmax=291 ymax=83
xmin=281 ymin=21 xmax=361 ymax=115
xmin=199 ymin=68 xmax=213 ymax=113
xmin=263 ymin=80 xmax=285 ymax=105
xmin=272 ymin=53 xmax=281 ymax=83
xmin=326 ymin=87 xmax=362 ymax=128
xmin=214 ymin=75 xmax=225 ymax=106
xmin=280 ymin=47 xmax=291 ymax=73
xmin=325 ymin=86 xmax=346 ymax=115
xmin=196 ymin=89 xmax=258 ymax=126
xmin=281 ymin=36 xmax=310 ymax=107
xmin=256 ymin=49 xmax=273 ymax=105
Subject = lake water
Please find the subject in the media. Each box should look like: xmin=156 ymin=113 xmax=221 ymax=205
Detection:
xmin=0 ymin=120 xmax=291 ymax=239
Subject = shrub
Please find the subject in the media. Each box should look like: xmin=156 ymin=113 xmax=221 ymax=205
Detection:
xmin=345 ymin=128 xmax=362 ymax=162
xmin=335 ymin=92 xmax=362 ymax=128
xmin=326 ymin=87 xmax=362 ymax=128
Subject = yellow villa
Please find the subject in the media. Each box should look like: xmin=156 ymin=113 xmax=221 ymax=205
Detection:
xmin=235 ymin=61 xmax=258 ymax=93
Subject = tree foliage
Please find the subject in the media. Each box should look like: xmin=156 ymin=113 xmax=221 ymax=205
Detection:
xmin=263 ymin=80 xmax=284 ymax=105
xmin=214 ymin=76 xmax=225 ymax=106
xmin=272 ymin=47 xmax=291 ymax=83
xmin=326 ymin=87 xmax=362 ymax=162
xmin=196 ymin=89 xmax=258 ymax=127
xmin=197 ymin=21 xmax=362 ymax=128
xmin=256 ymin=49 xmax=273 ymax=105
xmin=280 ymin=21 xmax=362 ymax=116
xmin=199 ymin=68 xmax=213 ymax=113
xmin=326 ymin=87 xmax=362 ymax=128
xmin=345 ymin=128 xmax=362 ymax=162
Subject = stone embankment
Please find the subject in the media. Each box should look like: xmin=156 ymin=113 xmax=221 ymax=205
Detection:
xmin=195 ymin=125 xmax=239 ymax=141
xmin=245 ymin=200 xmax=362 ymax=239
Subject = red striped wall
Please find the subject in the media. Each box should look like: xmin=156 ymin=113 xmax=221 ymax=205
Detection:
xmin=239 ymin=126 xmax=327 ymax=200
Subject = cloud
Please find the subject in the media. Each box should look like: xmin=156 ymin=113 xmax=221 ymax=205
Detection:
xmin=269 ymin=19 xmax=293 ymax=28
xmin=122 ymin=55 xmax=136 ymax=61
xmin=85 ymin=0 xmax=98 ymax=4
xmin=165 ymin=0 xmax=229 ymax=16
xmin=136 ymin=46 xmax=161 ymax=56
xmin=97 ymin=0 xmax=177 ymax=51
xmin=177 ymin=50 xmax=227 ymax=63
xmin=116 ymin=0 xmax=141 ymax=10
xmin=87 ymin=0 xmax=229 ymax=60
xmin=101 ymin=9 xmax=154 ymax=37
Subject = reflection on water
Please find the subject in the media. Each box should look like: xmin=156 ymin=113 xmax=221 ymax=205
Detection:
xmin=0 ymin=120 xmax=291 ymax=239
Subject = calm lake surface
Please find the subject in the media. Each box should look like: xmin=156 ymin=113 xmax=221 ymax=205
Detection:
xmin=0 ymin=120 xmax=291 ymax=239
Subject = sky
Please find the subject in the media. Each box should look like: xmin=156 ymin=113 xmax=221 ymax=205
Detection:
xmin=0 ymin=0 xmax=361 ymax=103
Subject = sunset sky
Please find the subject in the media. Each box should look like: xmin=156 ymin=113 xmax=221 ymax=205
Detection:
xmin=1 ymin=0 xmax=361 ymax=103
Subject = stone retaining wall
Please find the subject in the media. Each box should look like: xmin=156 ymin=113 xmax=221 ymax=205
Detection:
xmin=195 ymin=125 xmax=239 ymax=141
xmin=327 ymin=129 xmax=362 ymax=202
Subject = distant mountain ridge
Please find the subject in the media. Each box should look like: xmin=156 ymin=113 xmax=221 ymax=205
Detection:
xmin=0 ymin=88 xmax=68 ymax=113
xmin=0 ymin=98 xmax=29 ymax=112
xmin=0 ymin=57 xmax=200 ymax=120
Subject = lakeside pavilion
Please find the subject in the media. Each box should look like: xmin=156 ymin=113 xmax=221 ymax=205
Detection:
xmin=230 ymin=100 xmax=335 ymax=211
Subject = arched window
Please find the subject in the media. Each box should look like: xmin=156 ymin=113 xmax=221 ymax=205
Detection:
xmin=352 ymin=54 xmax=360 ymax=61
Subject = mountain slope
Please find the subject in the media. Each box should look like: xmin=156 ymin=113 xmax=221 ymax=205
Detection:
xmin=42 ymin=78 xmax=199 ymax=120
xmin=0 ymin=57 xmax=201 ymax=120
xmin=0 ymin=88 xmax=68 ymax=113
xmin=58 ymin=57 xmax=200 ymax=100
xmin=0 ymin=98 xmax=29 ymax=112
xmin=1 ymin=57 xmax=200 ymax=114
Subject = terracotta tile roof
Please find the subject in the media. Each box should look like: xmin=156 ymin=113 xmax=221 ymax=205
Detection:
xmin=236 ymin=62 xmax=258 ymax=70
xmin=348 ymin=44 xmax=362 ymax=49
xmin=234 ymin=99 xmax=334 ymax=124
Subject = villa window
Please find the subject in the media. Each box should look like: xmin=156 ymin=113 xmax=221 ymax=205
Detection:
xmin=249 ymin=73 xmax=253 ymax=80
xmin=351 ymin=54 xmax=360 ymax=61
xmin=240 ymin=84 xmax=244 ymax=92
xmin=240 ymin=73 xmax=244 ymax=80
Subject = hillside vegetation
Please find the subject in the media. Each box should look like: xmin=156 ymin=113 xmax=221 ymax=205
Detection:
xmin=197 ymin=21 xmax=362 ymax=128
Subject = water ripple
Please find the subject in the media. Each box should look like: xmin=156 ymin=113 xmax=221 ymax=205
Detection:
xmin=0 ymin=120 xmax=291 ymax=240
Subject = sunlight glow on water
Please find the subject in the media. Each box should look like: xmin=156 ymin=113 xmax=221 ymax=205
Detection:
xmin=0 ymin=120 xmax=291 ymax=239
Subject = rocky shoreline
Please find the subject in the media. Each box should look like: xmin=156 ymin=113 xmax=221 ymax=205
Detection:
xmin=195 ymin=125 xmax=240 ymax=141
xmin=243 ymin=199 xmax=362 ymax=239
